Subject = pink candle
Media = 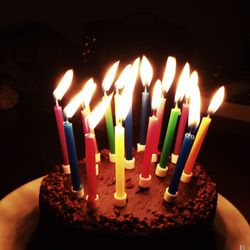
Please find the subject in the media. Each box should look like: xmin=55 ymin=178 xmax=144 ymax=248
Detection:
xmin=141 ymin=116 xmax=158 ymax=178
xmin=153 ymin=97 xmax=166 ymax=154
xmin=173 ymin=103 xmax=189 ymax=156
xmin=85 ymin=133 xmax=97 ymax=202
xmin=54 ymin=104 xmax=69 ymax=165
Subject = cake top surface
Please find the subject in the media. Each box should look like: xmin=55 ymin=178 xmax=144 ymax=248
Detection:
xmin=40 ymin=149 xmax=217 ymax=236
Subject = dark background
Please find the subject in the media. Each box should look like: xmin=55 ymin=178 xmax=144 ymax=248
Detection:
xmin=0 ymin=0 xmax=249 ymax=224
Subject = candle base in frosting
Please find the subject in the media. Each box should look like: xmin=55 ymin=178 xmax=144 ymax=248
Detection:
xmin=114 ymin=192 xmax=127 ymax=208
xmin=125 ymin=158 xmax=135 ymax=169
xmin=62 ymin=164 xmax=71 ymax=174
xmin=164 ymin=187 xmax=178 ymax=203
xmin=86 ymin=194 xmax=99 ymax=211
xmin=137 ymin=143 xmax=145 ymax=152
xmin=171 ymin=153 xmax=178 ymax=164
xmin=95 ymin=164 xmax=99 ymax=176
xmin=155 ymin=164 xmax=168 ymax=177
xmin=109 ymin=153 xmax=116 ymax=162
xmin=71 ymin=185 xmax=84 ymax=198
xmin=180 ymin=171 xmax=193 ymax=183
xmin=151 ymin=153 xmax=158 ymax=163
xmin=139 ymin=174 xmax=151 ymax=188
xmin=95 ymin=153 xmax=101 ymax=162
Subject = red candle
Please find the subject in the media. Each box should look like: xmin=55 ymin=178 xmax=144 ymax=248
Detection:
xmin=140 ymin=80 xmax=162 ymax=180
xmin=172 ymin=103 xmax=189 ymax=156
xmin=53 ymin=69 xmax=73 ymax=168
xmin=141 ymin=116 xmax=158 ymax=178
xmin=54 ymin=104 xmax=69 ymax=165
xmin=85 ymin=133 xmax=97 ymax=202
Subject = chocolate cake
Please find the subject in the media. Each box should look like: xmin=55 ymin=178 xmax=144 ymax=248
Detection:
xmin=36 ymin=149 xmax=217 ymax=250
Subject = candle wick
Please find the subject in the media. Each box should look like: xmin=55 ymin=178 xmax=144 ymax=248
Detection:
xmin=55 ymin=99 xmax=59 ymax=106
xmin=207 ymin=113 xmax=210 ymax=118
xmin=144 ymin=85 xmax=147 ymax=93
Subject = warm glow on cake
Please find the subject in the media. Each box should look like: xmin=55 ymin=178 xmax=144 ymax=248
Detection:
xmin=53 ymin=69 xmax=73 ymax=101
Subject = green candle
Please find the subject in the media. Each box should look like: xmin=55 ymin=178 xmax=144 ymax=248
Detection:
xmin=159 ymin=104 xmax=180 ymax=168
xmin=103 ymin=94 xmax=115 ymax=154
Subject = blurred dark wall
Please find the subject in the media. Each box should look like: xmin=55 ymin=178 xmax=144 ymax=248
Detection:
xmin=0 ymin=0 xmax=249 ymax=75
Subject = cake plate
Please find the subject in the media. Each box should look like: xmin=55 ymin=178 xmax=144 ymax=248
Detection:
xmin=0 ymin=177 xmax=249 ymax=250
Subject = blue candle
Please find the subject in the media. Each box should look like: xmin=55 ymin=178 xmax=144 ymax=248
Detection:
xmin=168 ymin=132 xmax=194 ymax=195
xmin=139 ymin=91 xmax=150 ymax=145
xmin=125 ymin=105 xmax=133 ymax=160
xmin=64 ymin=120 xmax=82 ymax=191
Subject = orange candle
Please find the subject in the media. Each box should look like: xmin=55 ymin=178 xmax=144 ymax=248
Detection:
xmin=181 ymin=86 xmax=225 ymax=183
xmin=183 ymin=116 xmax=211 ymax=175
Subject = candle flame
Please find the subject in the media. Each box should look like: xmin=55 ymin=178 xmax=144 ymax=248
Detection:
xmin=188 ymin=82 xmax=200 ymax=129
xmin=82 ymin=78 xmax=97 ymax=107
xmin=151 ymin=80 xmax=162 ymax=111
xmin=116 ymin=85 xmax=133 ymax=122
xmin=64 ymin=87 xmax=86 ymax=119
xmin=162 ymin=56 xmax=176 ymax=93
xmin=53 ymin=69 xmax=73 ymax=101
xmin=115 ymin=64 xmax=132 ymax=90
xmin=174 ymin=63 xmax=190 ymax=103
xmin=87 ymin=94 xmax=113 ymax=130
xmin=186 ymin=71 xmax=198 ymax=101
xmin=140 ymin=55 xmax=153 ymax=87
xmin=102 ymin=61 xmax=120 ymax=92
xmin=207 ymin=86 xmax=225 ymax=115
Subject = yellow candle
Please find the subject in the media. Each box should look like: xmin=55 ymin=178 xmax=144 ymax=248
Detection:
xmin=183 ymin=116 xmax=211 ymax=175
xmin=114 ymin=123 xmax=127 ymax=207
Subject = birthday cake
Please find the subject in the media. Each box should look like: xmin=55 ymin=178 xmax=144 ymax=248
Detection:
xmin=37 ymin=149 xmax=217 ymax=250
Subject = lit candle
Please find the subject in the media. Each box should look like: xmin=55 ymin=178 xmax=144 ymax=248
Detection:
xmin=113 ymin=76 xmax=132 ymax=207
xmin=124 ymin=58 xmax=140 ymax=169
xmin=79 ymin=78 xmax=101 ymax=162
xmin=137 ymin=55 xmax=153 ymax=151
xmin=181 ymin=86 xmax=225 ymax=183
xmin=86 ymin=94 xmax=113 ymax=209
xmin=53 ymin=69 xmax=73 ymax=174
xmin=139 ymin=80 xmax=161 ymax=188
xmin=171 ymin=67 xmax=195 ymax=164
xmin=63 ymin=89 xmax=87 ymax=197
xmin=155 ymin=63 xmax=189 ymax=177
xmin=164 ymin=82 xmax=201 ymax=203
xmin=102 ymin=61 xmax=119 ymax=161
xmin=152 ymin=56 xmax=176 ymax=161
